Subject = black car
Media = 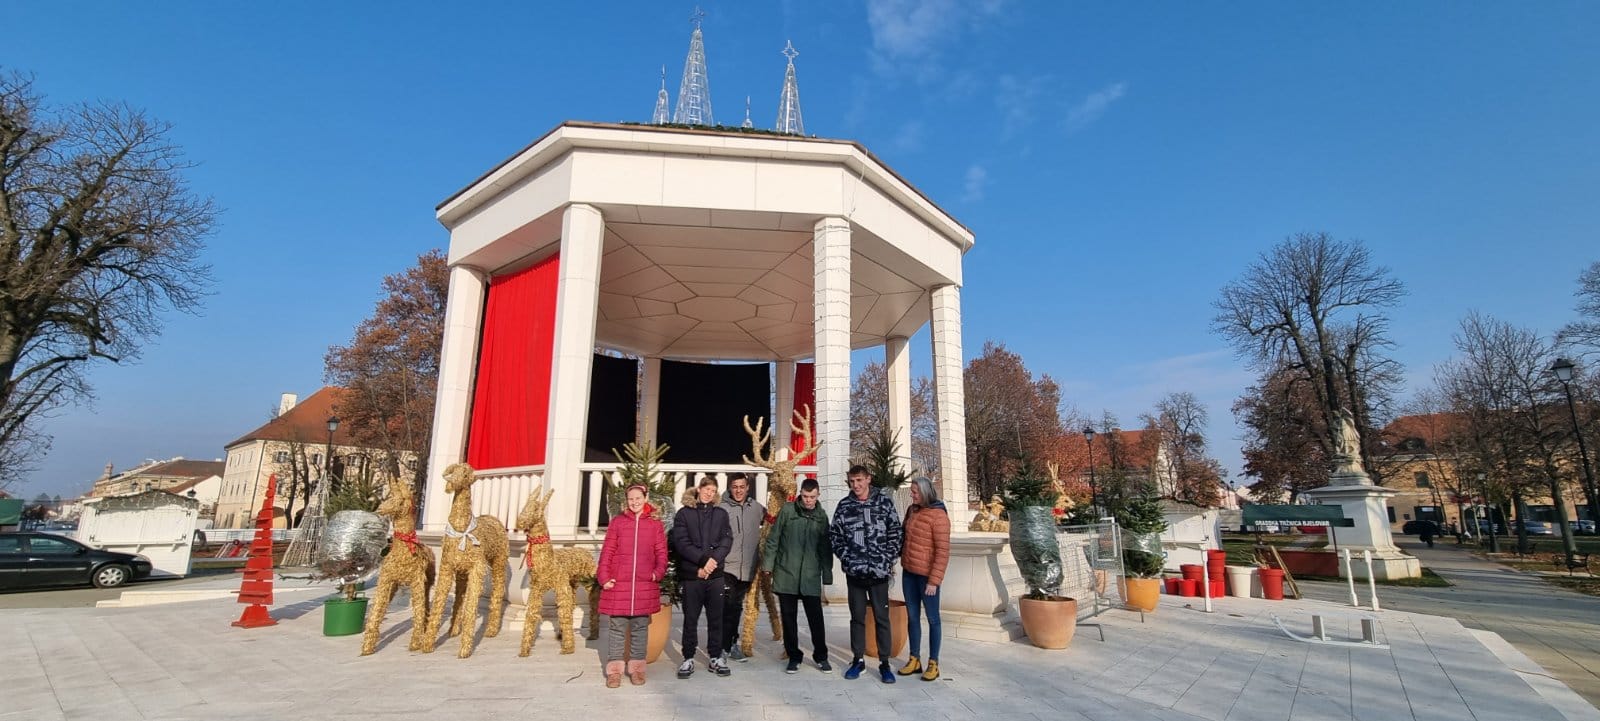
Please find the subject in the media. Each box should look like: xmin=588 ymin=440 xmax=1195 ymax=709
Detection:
xmin=1401 ymin=520 xmax=1439 ymax=536
xmin=0 ymin=532 xmax=153 ymax=590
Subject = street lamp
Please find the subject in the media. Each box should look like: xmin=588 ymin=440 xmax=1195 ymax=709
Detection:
xmin=1083 ymin=426 xmax=1099 ymax=517
xmin=325 ymin=415 xmax=340 ymax=494
xmin=1478 ymin=471 xmax=1498 ymax=553
xmin=1551 ymin=358 xmax=1599 ymax=525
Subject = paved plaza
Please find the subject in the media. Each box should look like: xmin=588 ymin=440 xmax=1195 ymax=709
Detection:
xmin=5 ymin=573 xmax=1599 ymax=721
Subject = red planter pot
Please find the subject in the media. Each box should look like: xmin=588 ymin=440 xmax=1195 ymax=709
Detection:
xmin=1165 ymin=578 xmax=1181 ymax=595
xmin=1260 ymin=568 xmax=1285 ymax=600
xmin=1179 ymin=579 xmax=1199 ymax=597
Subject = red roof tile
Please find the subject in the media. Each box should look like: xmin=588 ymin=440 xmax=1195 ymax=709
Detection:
xmin=225 ymin=387 xmax=360 ymax=448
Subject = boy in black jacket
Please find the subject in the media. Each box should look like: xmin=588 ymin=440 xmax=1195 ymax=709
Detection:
xmin=671 ymin=475 xmax=733 ymax=678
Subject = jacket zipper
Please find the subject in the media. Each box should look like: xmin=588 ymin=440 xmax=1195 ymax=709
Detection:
xmin=628 ymin=511 xmax=639 ymax=616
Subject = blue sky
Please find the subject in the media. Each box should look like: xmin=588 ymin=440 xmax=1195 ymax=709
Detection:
xmin=5 ymin=2 xmax=1598 ymax=499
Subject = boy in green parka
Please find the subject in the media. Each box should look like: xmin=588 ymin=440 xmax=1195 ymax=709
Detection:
xmin=761 ymin=477 xmax=834 ymax=674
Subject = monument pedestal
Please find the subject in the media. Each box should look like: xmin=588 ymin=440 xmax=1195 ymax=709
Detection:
xmin=1304 ymin=473 xmax=1421 ymax=580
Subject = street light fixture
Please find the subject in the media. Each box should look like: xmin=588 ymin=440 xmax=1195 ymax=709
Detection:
xmin=1083 ymin=426 xmax=1099 ymax=517
xmin=325 ymin=415 xmax=340 ymax=494
xmin=1551 ymin=358 xmax=1599 ymax=526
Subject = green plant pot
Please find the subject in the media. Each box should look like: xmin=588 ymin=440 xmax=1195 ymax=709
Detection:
xmin=323 ymin=597 xmax=368 ymax=637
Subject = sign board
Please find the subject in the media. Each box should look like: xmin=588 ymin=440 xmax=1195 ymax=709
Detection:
xmin=1240 ymin=504 xmax=1354 ymax=531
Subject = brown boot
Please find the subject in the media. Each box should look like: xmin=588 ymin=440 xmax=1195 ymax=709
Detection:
xmin=627 ymin=659 xmax=647 ymax=686
xmin=605 ymin=660 xmax=624 ymax=688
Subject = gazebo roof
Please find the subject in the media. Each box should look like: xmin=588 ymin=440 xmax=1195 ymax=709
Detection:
xmin=437 ymin=122 xmax=974 ymax=361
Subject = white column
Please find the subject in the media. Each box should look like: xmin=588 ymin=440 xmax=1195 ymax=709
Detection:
xmin=812 ymin=217 xmax=852 ymax=512
xmin=930 ymin=284 xmax=969 ymax=533
xmin=422 ymin=265 xmax=487 ymax=531
xmin=775 ymin=360 xmax=795 ymax=452
xmin=544 ymin=203 xmax=605 ymax=537
xmin=885 ymin=336 xmax=913 ymax=472
xmin=641 ymin=357 xmax=662 ymax=445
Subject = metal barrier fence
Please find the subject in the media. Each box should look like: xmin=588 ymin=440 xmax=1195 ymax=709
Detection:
xmin=1056 ymin=519 xmax=1124 ymax=620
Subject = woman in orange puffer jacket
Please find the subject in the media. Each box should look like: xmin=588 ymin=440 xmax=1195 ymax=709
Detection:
xmin=898 ymin=476 xmax=950 ymax=681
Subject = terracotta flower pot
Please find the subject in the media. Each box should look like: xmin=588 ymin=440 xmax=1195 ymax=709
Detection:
xmin=863 ymin=599 xmax=908 ymax=659
xmin=645 ymin=605 xmax=672 ymax=663
xmin=1018 ymin=596 xmax=1078 ymax=649
xmin=1121 ymin=577 xmax=1161 ymax=612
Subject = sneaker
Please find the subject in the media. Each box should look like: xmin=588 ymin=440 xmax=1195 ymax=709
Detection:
xmin=710 ymin=657 xmax=732 ymax=677
xmin=728 ymin=646 xmax=748 ymax=662
xmin=785 ymin=658 xmax=801 ymax=674
xmin=879 ymin=663 xmax=896 ymax=684
xmin=817 ymin=659 xmax=832 ymax=673
xmin=677 ymin=660 xmax=694 ymax=679
xmin=898 ymin=655 xmax=922 ymax=676
xmin=921 ymin=659 xmax=939 ymax=682
xmin=843 ymin=659 xmax=865 ymax=680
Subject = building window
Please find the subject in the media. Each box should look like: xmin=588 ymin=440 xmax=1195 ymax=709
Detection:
xmin=405 ymin=459 xmax=419 ymax=471
xmin=312 ymin=453 xmax=323 ymax=467
xmin=1414 ymin=472 xmax=1431 ymax=488
xmin=1387 ymin=506 xmax=1397 ymax=523
xmin=274 ymin=451 xmax=289 ymax=463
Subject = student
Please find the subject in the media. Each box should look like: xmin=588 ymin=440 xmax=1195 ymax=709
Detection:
xmin=595 ymin=485 xmax=667 ymax=687
xmin=718 ymin=472 xmax=765 ymax=662
xmin=828 ymin=464 xmax=904 ymax=683
xmin=762 ymin=477 xmax=833 ymax=673
xmin=898 ymin=476 xmax=950 ymax=681
xmin=670 ymin=475 xmax=733 ymax=679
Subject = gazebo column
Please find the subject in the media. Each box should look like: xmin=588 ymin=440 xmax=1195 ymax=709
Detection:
xmin=641 ymin=357 xmax=661 ymax=445
xmin=930 ymin=284 xmax=970 ymax=532
xmin=543 ymin=203 xmax=606 ymax=536
xmin=775 ymin=360 xmax=795 ymax=450
xmin=886 ymin=336 xmax=913 ymax=472
xmin=812 ymin=217 xmax=852 ymax=511
xmin=422 ymin=265 xmax=487 ymax=530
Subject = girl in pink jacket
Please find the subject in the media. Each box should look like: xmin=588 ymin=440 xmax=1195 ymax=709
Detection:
xmin=596 ymin=484 xmax=668 ymax=687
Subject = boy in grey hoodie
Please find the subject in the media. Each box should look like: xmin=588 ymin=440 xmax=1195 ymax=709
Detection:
xmin=718 ymin=472 xmax=766 ymax=661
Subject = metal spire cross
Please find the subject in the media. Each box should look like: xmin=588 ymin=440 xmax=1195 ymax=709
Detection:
xmin=782 ymin=40 xmax=799 ymax=63
xmin=775 ymin=39 xmax=804 ymax=135
xmin=690 ymin=6 xmax=705 ymax=28
xmin=652 ymin=65 xmax=670 ymax=125
xmin=672 ymin=6 xmax=714 ymax=126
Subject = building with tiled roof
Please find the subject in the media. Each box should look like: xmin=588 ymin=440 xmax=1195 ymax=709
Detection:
xmin=212 ymin=387 xmax=416 ymax=528
xmin=89 ymin=457 xmax=225 ymax=498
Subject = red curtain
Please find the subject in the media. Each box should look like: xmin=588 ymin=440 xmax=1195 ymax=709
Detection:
xmin=791 ymin=362 xmax=816 ymax=465
xmin=466 ymin=254 xmax=559 ymax=469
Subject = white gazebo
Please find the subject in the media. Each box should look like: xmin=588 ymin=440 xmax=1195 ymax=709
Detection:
xmin=422 ymin=122 xmax=974 ymax=540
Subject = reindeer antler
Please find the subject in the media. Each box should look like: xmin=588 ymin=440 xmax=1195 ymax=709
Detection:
xmin=743 ymin=414 xmax=774 ymax=469
xmin=1046 ymin=460 xmax=1060 ymax=483
xmin=790 ymin=404 xmax=818 ymax=461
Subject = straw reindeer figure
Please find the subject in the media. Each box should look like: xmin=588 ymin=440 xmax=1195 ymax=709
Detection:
xmin=360 ymin=477 xmax=436 ymax=656
xmin=1046 ymin=461 xmax=1073 ymax=519
xmin=738 ymin=404 xmax=820 ymax=658
xmin=516 ymin=487 xmax=600 ymax=656
xmin=421 ymin=462 xmax=509 ymax=659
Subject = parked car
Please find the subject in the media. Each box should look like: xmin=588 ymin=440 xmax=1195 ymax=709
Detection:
xmin=1520 ymin=520 xmax=1554 ymax=536
xmin=0 ymin=532 xmax=153 ymax=591
xmin=1401 ymin=520 xmax=1440 ymax=535
xmin=1569 ymin=520 xmax=1597 ymax=535
xmin=1475 ymin=519 xmax=1506 ymax=535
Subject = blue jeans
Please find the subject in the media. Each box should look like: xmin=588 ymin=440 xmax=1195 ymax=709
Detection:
xmin=902 ymin=572 xmax=941 ymax=661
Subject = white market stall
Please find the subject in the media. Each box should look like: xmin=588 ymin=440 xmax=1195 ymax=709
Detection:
xmin=77 ymin=491 xmax=199 ymax=578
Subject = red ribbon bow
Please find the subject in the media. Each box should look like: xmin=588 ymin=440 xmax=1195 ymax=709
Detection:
xmin=393 ymin=530 xmax=420 ymax=554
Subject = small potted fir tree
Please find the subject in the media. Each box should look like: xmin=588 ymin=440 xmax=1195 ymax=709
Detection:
xmin=1004 ymin=457 xmax=1077 ymax=649
xmin=859 ymin=426 xmax=911 ymax=658
xmin=1116 ymin=494 xmax=1168 ymax=613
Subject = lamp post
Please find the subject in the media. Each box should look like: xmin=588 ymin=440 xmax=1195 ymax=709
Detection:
xmin=1083 ymin=426 xmax=1099 ymax=517
xmin=324 ymin=415 xmax=340 ymax=495
xmin=1551 ymin=358 xmax=1599 ymax=525
xmin=1479 ymin=472 xmax=1498 ymax=553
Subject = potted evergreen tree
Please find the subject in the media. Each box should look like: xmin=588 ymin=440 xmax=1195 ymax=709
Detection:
xmin=860 ymin=426 xmax=911 ymax=658
xmin=1116 ymin=494 xmax=1168 ymax=613
xmin=1004 ymin=457 xmax=1077 ymax=649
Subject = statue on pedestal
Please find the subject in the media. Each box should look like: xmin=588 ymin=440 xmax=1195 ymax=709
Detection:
xmin=1328 ymin=407 xmax=1367 ymax=478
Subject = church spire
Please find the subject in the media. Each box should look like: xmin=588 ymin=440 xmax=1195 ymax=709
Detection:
xmin=652 ymin=66 xmax=671 ymax=125
xmin=775 ymin=40 xmax=804 ymax=135
xmin=672 ymin=7 xmax=714 ymax=126
xmin=741 ymin=96 xmax=753 ymax=128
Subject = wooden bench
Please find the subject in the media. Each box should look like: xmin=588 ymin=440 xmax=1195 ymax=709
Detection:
xmin=1553 ymin=552 xmax=1592 ymax=576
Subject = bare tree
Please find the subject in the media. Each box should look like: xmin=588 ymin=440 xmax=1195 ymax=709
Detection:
xmin=848 ymin=360 xmax=937 ymax=476
xmin=0 ymin=72 xmax=216 ymax=489
xmin=1559 ymin=261 xmax=1600 ymax=357
xmin=1214 ymin=232 xmax=1405 ymax=478
xmin=1141 ymin=391 xmax=1225 ymax=507
xmin=963 ymin=341 xmax=1064 ymax=502
xmin=1233 ymin=364 xmax=1330 ymax=502
xmin=1436 ymin=313 xmax=1580 ymax=557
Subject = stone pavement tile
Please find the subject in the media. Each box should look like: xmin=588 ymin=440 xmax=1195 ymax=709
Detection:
xmin=0 ymin=710 xmax=64 ymax=721
xmin=1287 ymin=646 xmax=1353 ymax=721
xmin=59 ymin=702 xmax=144 ymax=721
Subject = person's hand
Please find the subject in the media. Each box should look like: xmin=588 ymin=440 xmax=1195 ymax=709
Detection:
xmin=705 ymin=558 xmax=718 ymax=573
xmin=603 ymin=579 xmax=616 ymax=590
xmin=698 ymin=568 xmax=709 ymax=579
xmin=925 ymin=584 xmax=938 ymax=597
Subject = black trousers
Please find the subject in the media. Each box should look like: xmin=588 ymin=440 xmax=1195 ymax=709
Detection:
xmin=720 ymin=576 xmax=753 ymax=652
xmin=847 ymin=576 xmax=891 ymax=664
xmin=680 ymin=574 xmax=726 ymax=661
xmin=777 ymin=592 xmax=827 ymax=663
